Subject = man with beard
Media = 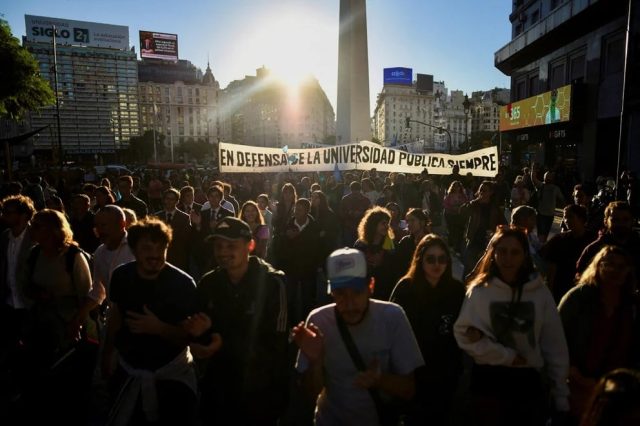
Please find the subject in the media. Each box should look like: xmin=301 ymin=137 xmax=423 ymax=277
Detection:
xmin=103 ymin=218 xmax=199 ymax=425
xmin=292 ymin=248 xmax=424 ymax=426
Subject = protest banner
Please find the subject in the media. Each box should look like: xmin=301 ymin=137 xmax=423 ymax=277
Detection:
xmin=218 ymin=141 xmax=498 ymax=177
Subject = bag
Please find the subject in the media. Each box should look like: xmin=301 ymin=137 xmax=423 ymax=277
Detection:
xmin=334 ymin=307 xmax=400 ymax=426
xmin=26 ymin=245 xmax=100 ymax=345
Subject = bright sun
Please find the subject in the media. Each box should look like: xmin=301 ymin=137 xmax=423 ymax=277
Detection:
xmin=241 ymin=11 xmax=333 ymax=88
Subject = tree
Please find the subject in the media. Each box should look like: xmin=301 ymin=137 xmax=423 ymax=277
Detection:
xmin=126 ymin=130 xmax=166 ymax=163
xmin=0 ymin=22 xmax=54 ymax=120
xmin=468 ymin=130 xmax=497 ymax=151
xmin=176 ymin=138 xmax=212 ymax=160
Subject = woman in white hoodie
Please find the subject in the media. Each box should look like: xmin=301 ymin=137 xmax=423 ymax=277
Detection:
xmin=453 ymin=226 xmax=570 ymax=426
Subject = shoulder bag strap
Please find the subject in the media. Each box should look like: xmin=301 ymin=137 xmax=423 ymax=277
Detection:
xmin=334 ymin=307 xmax=388 ymax=424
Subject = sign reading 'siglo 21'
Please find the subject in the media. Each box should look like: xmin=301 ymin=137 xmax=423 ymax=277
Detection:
xmin=25 ymin=15 xmax=129 ymax=50
xmin=499 ymin=84 xmax=572 ymax=132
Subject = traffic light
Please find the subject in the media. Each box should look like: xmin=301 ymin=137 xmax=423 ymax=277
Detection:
xmin=405 ymin=117 xmax=411 ymax=128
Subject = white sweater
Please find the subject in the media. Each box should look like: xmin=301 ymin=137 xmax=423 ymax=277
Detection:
xmin=454 ymin=273 xmax=570 ymax=411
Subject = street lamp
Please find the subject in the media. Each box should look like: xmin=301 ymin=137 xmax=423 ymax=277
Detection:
xmin=405 ymin=116 xmax=452 ymax=154
xmin=463 ymin=94 xmax=471 ymax=152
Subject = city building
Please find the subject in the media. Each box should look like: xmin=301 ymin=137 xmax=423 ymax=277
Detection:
xmin=373 ymin=80 xmax=436 ymax=149
xmin=23 ymin=15 xmax=139 ymax=159
xmin=495 ymin=0 xmax=640 ymax=182
xmin=137 ymin=59 xmax=220 ymax=160
xmin=373 ymin=73 xmax=474 ymax=153
xmin=471 ymin=88 xmax=510 ymax=133
xmin=219 ymin=67 xmax=335 ymax=149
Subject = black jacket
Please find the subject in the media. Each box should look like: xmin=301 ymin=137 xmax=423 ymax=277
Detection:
xmin=196 ymin=257 xmax=289 ymax=422
xmin=390 ymin=276 xmax=465 ymax=387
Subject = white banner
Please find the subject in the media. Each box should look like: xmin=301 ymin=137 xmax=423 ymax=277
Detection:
xmin=219 ymin=141 xmax=498 ymax=177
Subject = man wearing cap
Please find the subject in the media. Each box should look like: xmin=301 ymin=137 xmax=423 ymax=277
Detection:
xmin=292 ymin=248 xmax=424 ymax=426
xmin=185 ymin=217 xmax=289 ymax=425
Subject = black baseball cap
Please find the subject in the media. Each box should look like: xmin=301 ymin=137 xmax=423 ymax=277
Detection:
xmin=209 ymin=217 xmax=252 ymax=241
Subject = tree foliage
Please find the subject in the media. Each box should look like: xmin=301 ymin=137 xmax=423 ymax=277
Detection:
xmin=176 ymin=138 xmax=213 ymax=159
xmin=0 ymin=22 xmax=55 ymax=120
xmin=126 ymin=130 xmax=166 ymax=162
xmin=469 ymin=130 xmax=497 ymax=151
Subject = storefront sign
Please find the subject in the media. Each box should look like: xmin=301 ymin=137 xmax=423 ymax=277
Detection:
xmin=500 ymin=84 xmax=572 ymax=131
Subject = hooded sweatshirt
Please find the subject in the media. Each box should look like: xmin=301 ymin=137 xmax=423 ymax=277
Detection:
xmin=453 ymin=273 xmax=570 ymax=411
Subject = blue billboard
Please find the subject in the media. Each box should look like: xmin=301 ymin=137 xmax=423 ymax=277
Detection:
xmin=384 ymin=67 xmax=413 ymax=85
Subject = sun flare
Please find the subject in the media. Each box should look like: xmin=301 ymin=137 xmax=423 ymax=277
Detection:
xmin=241 ymin=11 xmax=331 ymax=89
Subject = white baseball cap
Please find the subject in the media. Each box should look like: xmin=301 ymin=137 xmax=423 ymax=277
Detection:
xmin=326 ymin=248 xmax=368 ymax=293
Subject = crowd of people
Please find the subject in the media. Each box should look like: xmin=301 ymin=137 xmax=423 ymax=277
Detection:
xmin=0 ymin=163 xmax=639 ymax=426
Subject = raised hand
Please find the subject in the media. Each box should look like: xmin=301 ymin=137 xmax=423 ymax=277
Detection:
xmin=292 ymin=322 xmax=324 ymax=364
xmin=190 ymin=210 xmax=201 ymax=226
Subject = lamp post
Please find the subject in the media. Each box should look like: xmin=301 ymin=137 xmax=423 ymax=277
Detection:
xmin=405 ymin=117 xmax=452 ymax=154
xmin=462 ymin=94 xmax=471 ymax=152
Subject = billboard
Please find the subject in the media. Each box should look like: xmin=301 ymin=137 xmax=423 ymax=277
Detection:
xmin=384 ymin=67 xmax=413 ymax=85
xmin=500 ymin=84 xmax=572 ymax=132
xmin=25 ymin=15 xmax=129 ymax=49
xmin=417 ymin=73 xmax=434 ymax=93
xmin=140 ymin=31 xmax=179 ymax=61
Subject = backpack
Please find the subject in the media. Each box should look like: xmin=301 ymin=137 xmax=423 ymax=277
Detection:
xmin=26 ymin=244 xmax=100 ymax=343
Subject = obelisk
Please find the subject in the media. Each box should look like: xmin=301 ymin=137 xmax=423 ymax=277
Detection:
xmin=336 ymin=0 xmax=371 ymax=144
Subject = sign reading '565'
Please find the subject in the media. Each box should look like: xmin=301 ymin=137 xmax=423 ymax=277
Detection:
xmin=499 ymin=84 xmax=572 ymax=132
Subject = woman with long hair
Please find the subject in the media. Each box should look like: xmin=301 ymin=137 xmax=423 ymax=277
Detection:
xmin=354 ymin=206 xmax=397 ymax=300
xmin=385 ymin=202 xmax=408 ymax=244
xmin=238 ymin=200 xmax=269 ymax=259
xmin=579 ymin=368 xmax=640 ymax=426
xmin=311 ymin=190 xmax=340 ymax=259
xmin=21 ymin=209 xmax=95 ymax=424
xmin=94 ymin=186 xmax=115 ymax=212
xmin=396 ymin=208 xmax=432 ymax=277
xmin=390 ymin=234 xmax=465 ymax=425
xmin=559 ymin=245 xmax=640 ymax=420
xmin=272 ymin=182 xmax=297 ymax=237
xmin=443 ymin=180 xmax=468 ymax=253
xmin=454 ymin=226 xmax=569 ymax=426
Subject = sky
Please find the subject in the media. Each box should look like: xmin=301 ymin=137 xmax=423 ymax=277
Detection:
xmin=2 ymin=0 xmax=512 ymax=115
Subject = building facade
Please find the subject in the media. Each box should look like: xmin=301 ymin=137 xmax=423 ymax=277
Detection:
xmin=471 ymin=88 xmax=510 ymax=133
xmin=373 ymin=79 xmax=474 ymax=153
xmin=137 ymin=60 xmax=220 ymax=159
xmin=495 ymin=0 xmax=640 ymax=182
xmin=219 ymin=67 xmax=335 ymax=149
xmin=373 ymin=83 xmax=436 ymax=148
xmin=23 ymin=16 xmax=138 ymax=158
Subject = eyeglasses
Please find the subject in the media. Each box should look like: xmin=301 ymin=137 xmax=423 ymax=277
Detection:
xmin=424 ymin=254 xmax=448 ymax=265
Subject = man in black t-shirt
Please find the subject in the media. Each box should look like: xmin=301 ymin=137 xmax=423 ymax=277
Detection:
xmin=103 ymin=218 xmax=199 ymax=425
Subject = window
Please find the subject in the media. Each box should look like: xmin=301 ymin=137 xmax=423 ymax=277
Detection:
xmin=550 ymin=62 xmax=566 ymax=89
xmin=570 ymin=54 xmax=586 ymax=81
xmin=604 ymin=34 xmax=624 ymax=75
xmin=529 ymin=75 xmax=539 ymax=96
xmin=515 ymin=79 xmax=526 ymax=100
xmin=531 ymin=9 xmax=540 ymax=24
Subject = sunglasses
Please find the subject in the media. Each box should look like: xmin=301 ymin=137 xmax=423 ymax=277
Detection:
xmin=424 ymin=254 xmax=448 ymax=265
